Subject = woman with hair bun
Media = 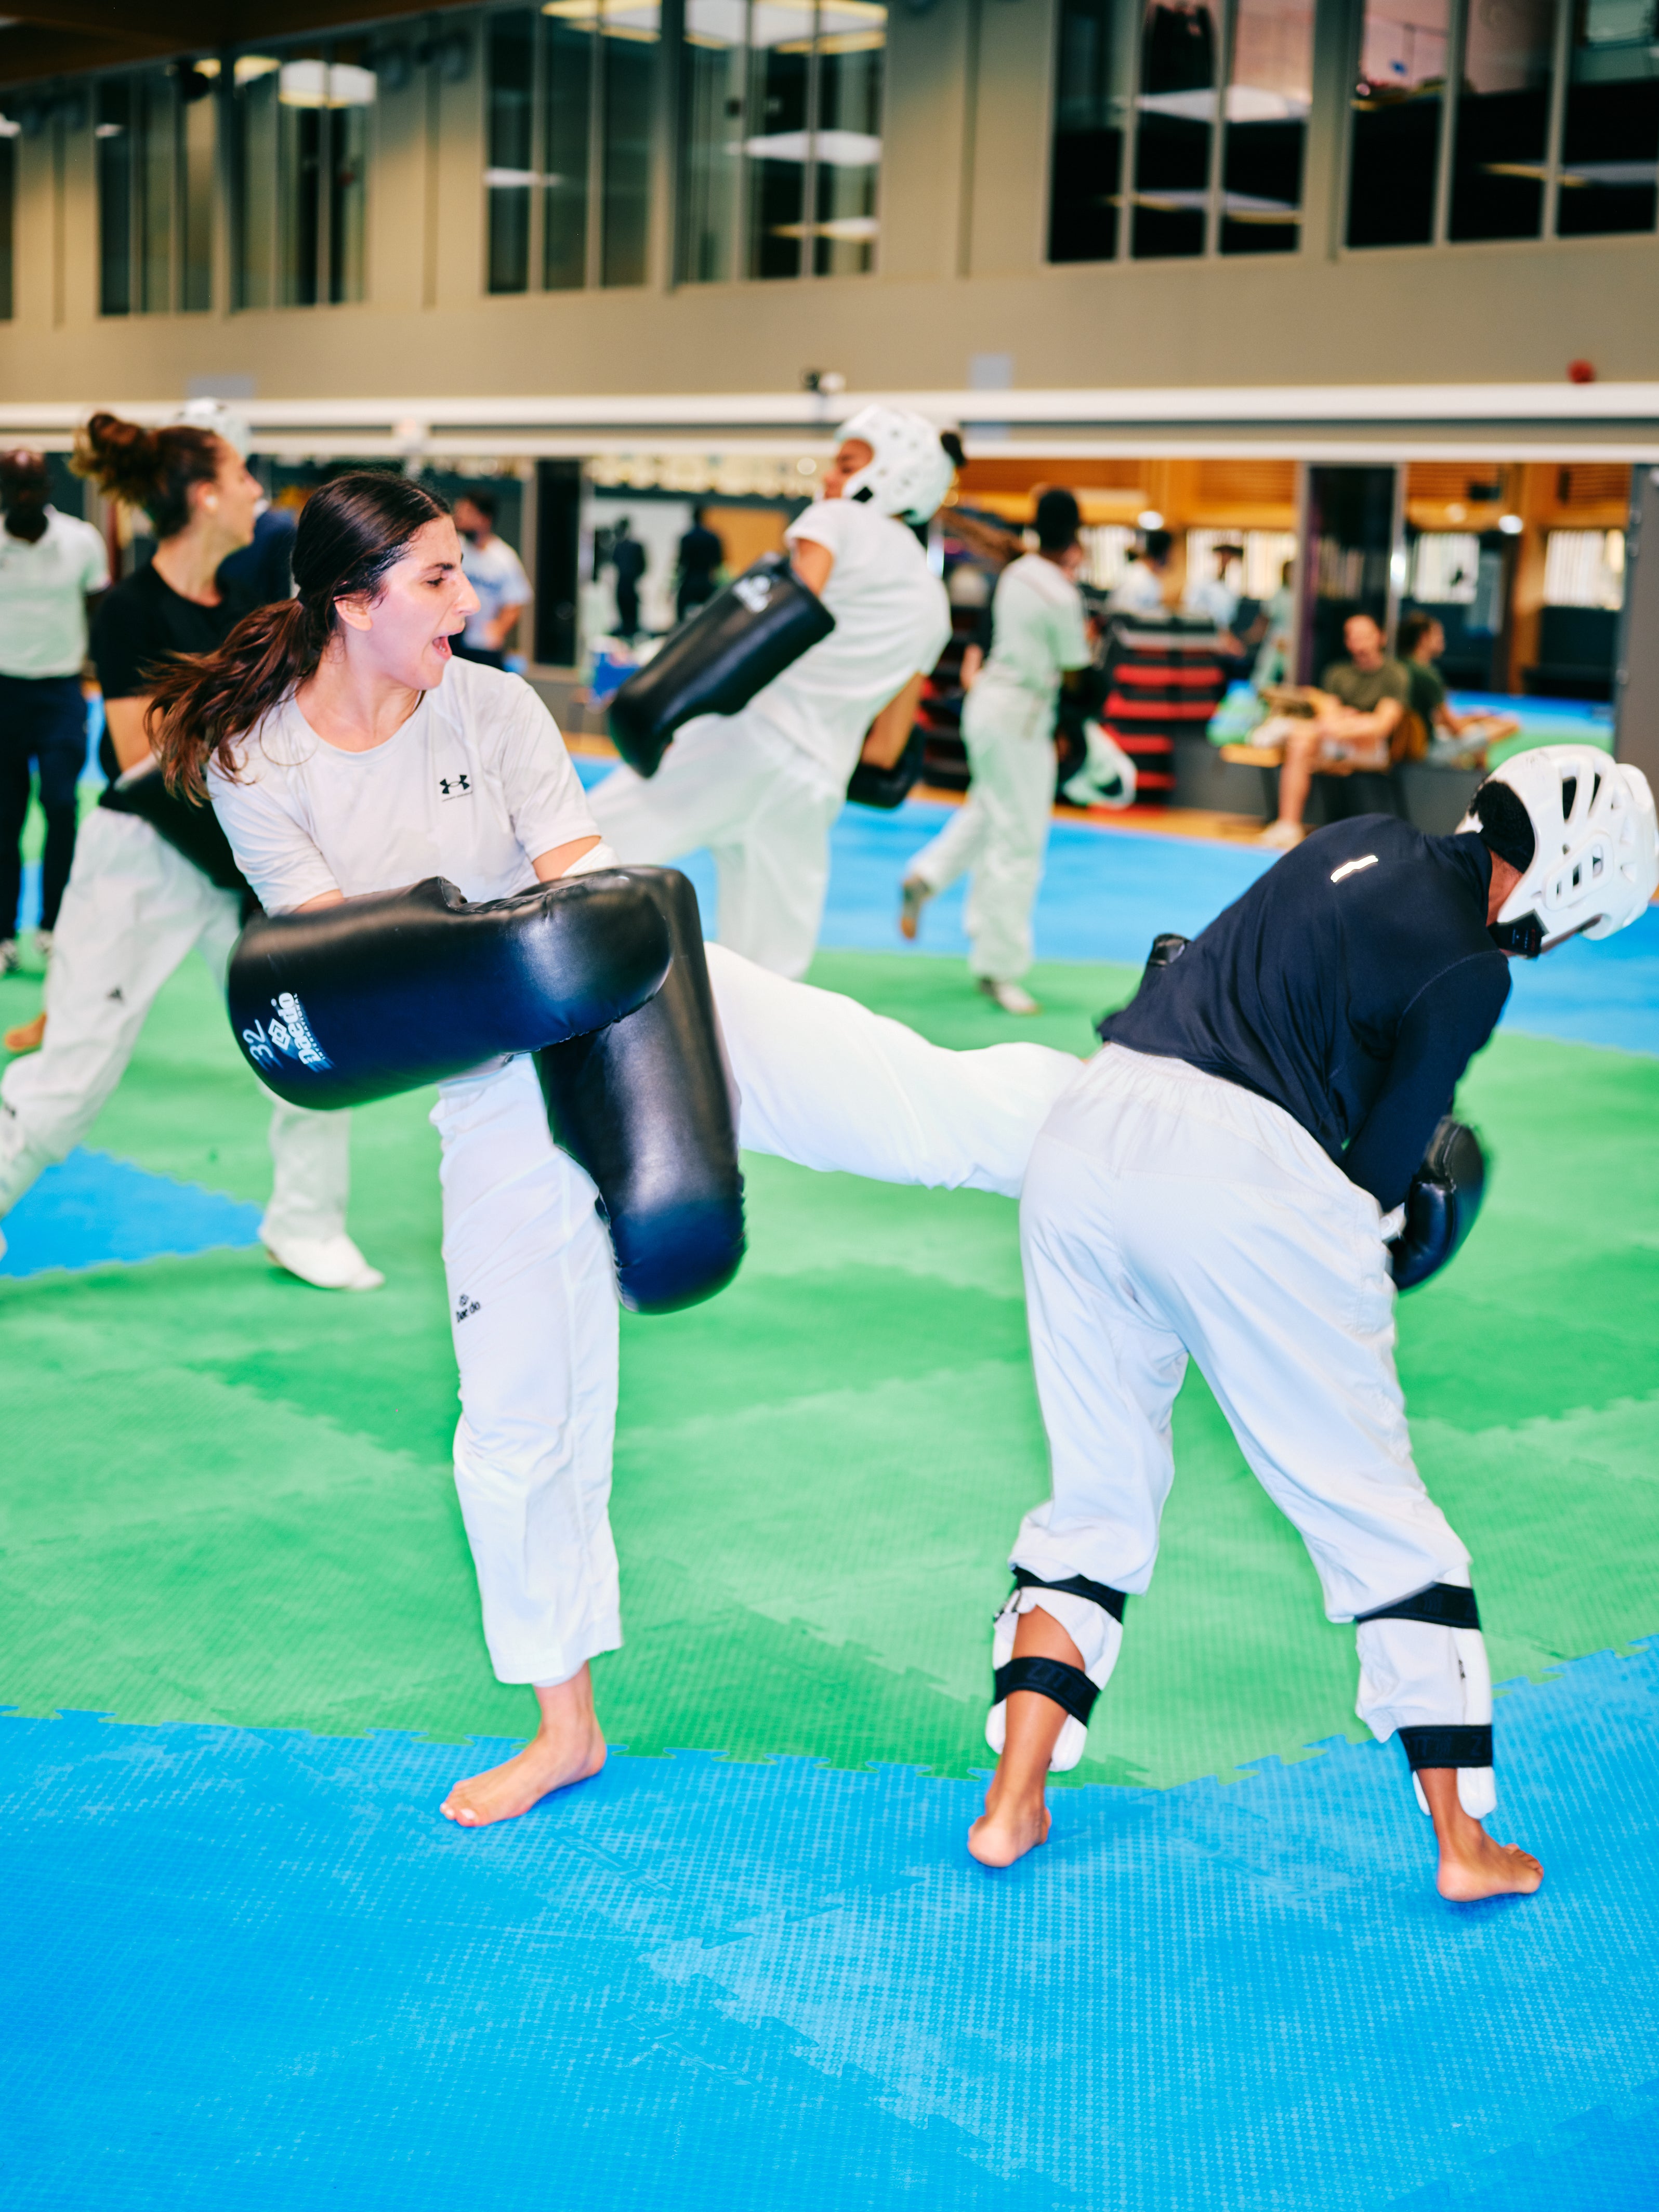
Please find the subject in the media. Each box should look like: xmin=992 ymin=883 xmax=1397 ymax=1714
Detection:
xmin=0 ymin=449 xmax=109 ymax=980
xmin=0 ymin=412 xmax=379 ymax=1294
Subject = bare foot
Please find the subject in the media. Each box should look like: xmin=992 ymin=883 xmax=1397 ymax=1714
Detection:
xmin=441 ymin=1667 xmax=607 ymax=1828
xmin=1418 ymin=1768 xmax=1543 ymax=1902
xmin=4 ymin=1010 xmax=46 ymax=1055
xmin=968 ymin=1782 xmax=1051 ymax=1867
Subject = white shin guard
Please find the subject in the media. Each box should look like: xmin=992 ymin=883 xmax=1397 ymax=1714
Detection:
xmin=1354 ymin=1579 xmax=1495 ymax=1821
xmin=986 ymin=1580 xmax=1125 ymax=1773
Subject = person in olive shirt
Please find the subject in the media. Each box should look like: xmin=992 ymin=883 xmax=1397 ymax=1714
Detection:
xmin=0 ymin=411 xmax=379 ymax=1292
xmin=1259 ymin=612 xmax=1411 ymax=848
xmin=1398 ymin=611 xmax=1519 ymax=766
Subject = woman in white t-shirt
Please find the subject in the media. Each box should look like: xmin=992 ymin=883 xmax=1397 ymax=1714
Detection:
xmin=587 ymin=409 xmax=955 ymax=981
xmin=900 ymin=489 xmax=1093 ymax=1013
xmin=154 ymin=472 xmax=620 ymax=1830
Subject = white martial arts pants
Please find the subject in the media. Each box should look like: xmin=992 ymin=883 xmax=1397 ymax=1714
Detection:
xmin=704 ymin=941 xmax=1079 ymax=1198
xmin=588 ymin=712 xmax=846 ymax=981
xmin=432 ymin=1054 xmax=621 ymax=1687
xmin=0 ymin=808 xmax=350 ymax=1243
xmin=906 ymin=683 xmax=1057 ymax=984
xmin=1009 ymin=1045 xmax=1495 ymax=1812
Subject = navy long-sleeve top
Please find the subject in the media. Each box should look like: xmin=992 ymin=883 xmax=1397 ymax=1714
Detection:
xmin=1101 ymin=816 xmax=1511 ymax=1211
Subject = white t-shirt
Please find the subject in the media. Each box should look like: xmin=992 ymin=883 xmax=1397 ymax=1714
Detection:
xmin=976 ymin=554 xmax=1091 ymax=704
xmin=753 ymin=498 xmax=952 ymax=784
xmin=1182 ymin=576 xmax=1239 ymax=628
xmin=460 ymin=534 xmax=533 ymax=649
xmin=0 ymin=509 xmax=111 ymax=678
xmin=1108 ymin=560 xmax=1171 ymax=617
xmin=209 ymin=657 xmax=597 ymax=915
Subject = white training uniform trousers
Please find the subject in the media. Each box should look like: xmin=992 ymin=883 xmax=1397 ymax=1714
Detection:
xmin=906 ymin=680 xmax=1058 ymax=984
xmin=432 ymin=1052 xmax=621 ymax=1687
xmin=0 ymin=807 xmax=350 ymax=1242
xmin=1010 ymin=1044 xmax=1495 ymax=1811
xmin=704 ymin=941 xmax=1079 ymax=1197
xmin=588 ymin=711 xmax=845 ymax=981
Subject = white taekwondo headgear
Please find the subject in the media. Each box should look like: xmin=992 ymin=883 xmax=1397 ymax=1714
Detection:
xmin=1457 ymin=743 xmax=1658 ymax=956
xmin=836 ymin=405 xmax=957 ymax=524
xmin=171 ymin=397 xmax=253 ymax=459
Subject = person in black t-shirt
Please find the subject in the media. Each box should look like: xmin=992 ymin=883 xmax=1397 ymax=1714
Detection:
xmin=0 ymin=411 xmax=380 ymax=1293
xmin=969 ymin=746 xmax=1657 ymax=1900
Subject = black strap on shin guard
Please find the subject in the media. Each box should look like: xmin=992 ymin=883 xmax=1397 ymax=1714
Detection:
xmin=1012 ymin=1568 xmax=1127 ymax=1624
xmin=1397 ymin=1724 xmax=1494 ymax=1771
xmin=993 ymin=1657 xmax=1100 ymax=1727
xmin=1354 ymin=1582 xmax=1481 ymax=1633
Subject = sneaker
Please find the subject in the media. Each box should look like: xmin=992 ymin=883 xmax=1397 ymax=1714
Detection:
xmin=1255 ymin=819 xmax=1306 ymax=850
xmin=899 ymin=875 xmax=933 ymax=943
xmin=264 ymin=1231 xmax=386 ymax=1292
xmin=4 ymin=1010 xmax=46 ymax=1055
xmin=978 ymin=977 xmax=1042 ymax=1016
xmin=0 ymin=939 xmax=18 ymax=977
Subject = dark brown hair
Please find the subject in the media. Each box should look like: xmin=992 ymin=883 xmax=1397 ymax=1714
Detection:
xmin=0 ymin=449 xmax=52 ymax=543
xmin=1397 ymin=610 xmax=1440 ymax=659
xmin=72 ymin=412 xmax=223 ymax=542
xmin=153 ymin=470 xmax=452 ymax=800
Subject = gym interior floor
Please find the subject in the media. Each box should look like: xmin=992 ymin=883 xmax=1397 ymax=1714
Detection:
xmin=3 ymin=782 xmax=1656 ymax=2210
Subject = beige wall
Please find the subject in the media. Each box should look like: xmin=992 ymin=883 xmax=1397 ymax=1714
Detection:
xmin=1 ymin=0 xmax=1655 ymax=410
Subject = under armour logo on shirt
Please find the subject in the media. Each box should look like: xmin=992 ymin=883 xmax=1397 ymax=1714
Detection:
xmin=438 ymin=773 xmax=472 ymax=800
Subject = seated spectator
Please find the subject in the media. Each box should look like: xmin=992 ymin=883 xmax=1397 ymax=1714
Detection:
xmin=1109 ymin=528 xmax=1175 ymax=616
xmin=1398 ymin=610 xmax=1520 ymax=766
xmin=1256 ymin=611 xmax=1415 ymax=849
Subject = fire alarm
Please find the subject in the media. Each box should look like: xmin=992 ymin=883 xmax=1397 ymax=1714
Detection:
xmin=1567 ymin=360 xmax=1597 ymax=384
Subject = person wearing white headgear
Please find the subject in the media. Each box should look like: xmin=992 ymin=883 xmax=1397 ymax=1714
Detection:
xmin=587 ymin=406 xmax=955 ymax=979
xmin=969 ymin=745 xmax=1655 ymax=1899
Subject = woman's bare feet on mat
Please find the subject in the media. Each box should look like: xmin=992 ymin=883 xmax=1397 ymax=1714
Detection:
xmin=1419 ymin=1769 xmax=1544 ymax=1902
xmin=441 ymin=1667 xmax=607 ymax=1828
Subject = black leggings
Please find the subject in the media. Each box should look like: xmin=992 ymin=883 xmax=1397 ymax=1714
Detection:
xmin=0 ymin=674 xmax=87 ymax=938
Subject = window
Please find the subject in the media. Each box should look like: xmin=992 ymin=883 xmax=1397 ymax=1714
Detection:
xmin=232 ymin=46 xmax=374 ymax=309
xmin=1450 ymin=0 xmax=1557 ymax=241
xmin=95 ymin=64 xmax=216 ymax=315
xmin=679 ymin=2 xmax=886 ymax=283
xmin=1544 ymin=529 xmax=1626 ymax=608
xmin=1347 ymin=1 xmax=1450 ymax=246
xmin=1048 ymin=0 xmax=1311 ymax=262
xmin=483 ymin=4 xmax=660 ymax=295
xmin=1558 ymin=0 xmax=1659 ymax=235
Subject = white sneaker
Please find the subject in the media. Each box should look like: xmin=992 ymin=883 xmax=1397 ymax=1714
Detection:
xmin=978 ymin=977 xmax=1042 ymax=1016
xmin=0 ymin=939 xmax=19 ymax=976
xmin=1255 ymin=819 xmax=1306 ymax=850
xmin=264 ymin=1231 xmax=385 ymax=1292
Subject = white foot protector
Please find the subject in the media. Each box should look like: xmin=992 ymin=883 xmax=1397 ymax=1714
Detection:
xmin=265 ymin=1231 xmax=385 ymax=1292
xmin=978 ymin=977 xmax=1041 ymax=1017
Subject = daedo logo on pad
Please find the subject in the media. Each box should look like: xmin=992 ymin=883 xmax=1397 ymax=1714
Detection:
xmin=242 ymin=992 xmax=332 ymax=1075
xmin=732 ymin=572 xmax=774 ymax=614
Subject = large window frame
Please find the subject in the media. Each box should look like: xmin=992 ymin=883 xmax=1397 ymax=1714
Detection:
xmin=483 ymin=2 xmax=662 ymax=297
xmin=94 ymin=61 xmax=217 ymax=317
xmin=230 ymin=41 xmax=376 ymax=311
xmin=1047 ymin=1 xmax=1314 ymax=265
xmin=1344 ymin=0 xmax=1659 ymax=252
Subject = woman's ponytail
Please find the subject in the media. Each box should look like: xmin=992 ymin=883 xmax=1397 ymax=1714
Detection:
xmin=152 ymin=598 xmax=333 ymax=801
xmin=151 ymin=468 xmax=452 ymax=801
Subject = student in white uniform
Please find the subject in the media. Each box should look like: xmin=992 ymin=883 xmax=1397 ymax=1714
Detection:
xmin=157 ymin=469 xmax=1081 ymax=1832
xmin=899 ymin=489 xmax=1092 ymax=1014
xmin=1108 ymin=526 xmax=1176 ymax=616
xmin=0 ymin=413 xmax=375 ymax=1292
xmin=0 ymin=451 xmax=109 ymax=976
xmin=452 ymin=492 xmax=532 ymax=672
xmin=587 ymin=407 xmax=955 ymax=980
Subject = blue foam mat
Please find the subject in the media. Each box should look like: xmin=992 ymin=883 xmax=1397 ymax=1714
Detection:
xmin=5 ymin=1640 xmax=1656 ymax=2210
xmin=0 ymin=1148 xmax=262 ymax=1278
